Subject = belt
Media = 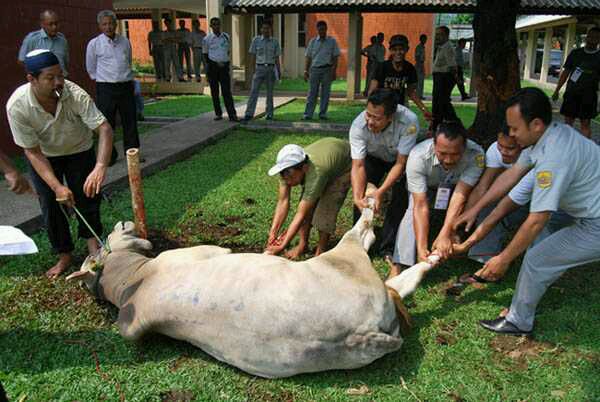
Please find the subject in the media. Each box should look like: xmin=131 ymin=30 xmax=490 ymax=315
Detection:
xmin=257 ymin=63 xmax=275 ymax=67
xmin=312 ymin=64 xmax=332 ymax=69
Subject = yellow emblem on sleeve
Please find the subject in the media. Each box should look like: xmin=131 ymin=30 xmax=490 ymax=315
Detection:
xmin=475 ymin=154 xmax=485 ymax=168
xmin=537 ymin=171 xmax=552 ymax=188
xmin=407 ymin=124 xmax=417 ymax=135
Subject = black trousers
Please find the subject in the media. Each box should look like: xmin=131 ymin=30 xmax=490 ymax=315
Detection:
xmin=96 ymin=81 xmax=140 ymax=154
xmin=353 ymin=154 xmax=409 ymax=255
xmin=207 ymin=60 xmax=237 ymax=118
xmin=29 ymin=148 xmax=103 ymax=254
xmin=432 ymin=72 xmax=458 ymax=131
xmin=456 ymin=66 xmax=468 ymax=98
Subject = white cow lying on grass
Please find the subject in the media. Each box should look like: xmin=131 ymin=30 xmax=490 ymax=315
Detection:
xmin=67 ymin=207 xmax=419 ymax=378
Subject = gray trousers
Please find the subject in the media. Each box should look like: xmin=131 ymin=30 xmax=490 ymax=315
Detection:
xmin=193 ymin=47 xmax=204 ymax=80
xmin=244 ymin=65 xmax=275 ymax=119
xmin=304 ymin=65 xmax=333 ymax=119
xmin=163 ymin=44 xmax=183 ymax=81
xmin=416 ymin=64 xmax=425 ymax=99
xmin=178 ymin=43 xmax=192 ymax=78
xmin=151 ymin=46 xmax=165 ymax=80
xmin=507 ymin=216 xmax=600 ymax=331
xmin=393 ymin=190 xmax=443 ymax=266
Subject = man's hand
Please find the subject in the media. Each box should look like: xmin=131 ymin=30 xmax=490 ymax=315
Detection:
xmin=551 ymin=91 xmax=559 ymax=102
xmin=353 ymin=196 xmax=370 ymax=211
xmin=285 ymin=243 xmax=306 ymax=260
xmin=55 ymin=185 xmax=75 ymax=207
xmin=4 ymin=171 xmax=32 ymax=195
xmin=83 ymin=164 xmax=107 ymax=198
xmin=265 ymin=243 xmax=285 ymax=256
xmin=417 ymin=247 xmax=431 ymax=263
xmin=452 ymin=240 xmax=472 ymax=255
xmin=476 ymin=255 xmax=510 ymax=282
xmin=453 ymin=208 xmax=479 ymax=232
xmin=372 ymin=189 xmax=385 ymax=214
xmin=432 ymin=233 xmax=454 ymax=260
xmin=303 ymin=70 xmax=309 ymax=82
xmin=267 ymin=230 xmax=287 ymax=248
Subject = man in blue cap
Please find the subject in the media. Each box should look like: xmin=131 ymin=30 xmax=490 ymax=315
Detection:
xmin=6 ymin=49 xmax=114 ymax=279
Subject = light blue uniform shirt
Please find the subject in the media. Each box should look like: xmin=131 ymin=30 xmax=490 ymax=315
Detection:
xmin=249 ymin=35 xmax=281 ymax=65
xmin=18 ymin=29 xmax=69 ymax=76
xmin=349 ymin=104 xmax=419 ymax=163
xmin=86 ymin=33 xmax=133 ymax=83
xmin=518 ymin=122 xmax=600 ymax=218
xmin=202 ymin=32 xmax=230 ymax=63
xmin=305 ymin=36 xmax=340 ymax=68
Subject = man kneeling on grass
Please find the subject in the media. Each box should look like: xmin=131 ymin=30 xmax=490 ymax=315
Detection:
xmin=265 ymin=137 xmax=351 ymax=259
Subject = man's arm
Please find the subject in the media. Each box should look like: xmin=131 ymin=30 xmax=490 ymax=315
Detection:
xmin=465 ymin=167 xmax=503 ymax=210
xmin=148 ymin=34 xmax=153 ymax=55
xmin=267 ymin=183 xmax=291 ymax=245
xmin=412 ymin=192 xmax=431 ymax=263
xmin=331 ymin=56 xmax=339 ymax=80
xmin=455 ymin=163 xmax=530 ymax=231
xmin=24 ymin=147 xmax=74 ymax=205
xmin=407 ymin=84 xmax=432 ymax=120
xmin=433 ymin=181 xmax=473 ymax=259
xmin=266 ymin=198 xmax=316 ymax=255
xmin=85 ymin=40 xmax=97 ymax=80
xmin=0 ymin=151 xmax=31 ymax=194
xmin=351 ymin=158 xmax=369 ymax=210
xmin=367 ymin=78 xmax=379 ymax=96
xmin=372 ymin=153 xmax=408 ymax=212
xmin=82 ymin=121 xmax=113 ymax=198
xmin=552 ymin=68 xmax=571 ymax=101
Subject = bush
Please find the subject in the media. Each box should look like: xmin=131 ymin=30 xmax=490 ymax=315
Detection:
xmin=132 ymin=60 xmax=155 ymax=75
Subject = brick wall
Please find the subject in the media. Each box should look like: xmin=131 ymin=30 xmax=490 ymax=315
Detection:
xmin=0 ymin=0 xmax=112 ymax=155
xmin=307 ymin=12 xmax=434 ymax=78
xmin=128 ymin=18 xmax=209 ymax=65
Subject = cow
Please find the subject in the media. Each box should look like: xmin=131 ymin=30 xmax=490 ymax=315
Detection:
xmin=67 ymin=206 xmax=417 ymax=378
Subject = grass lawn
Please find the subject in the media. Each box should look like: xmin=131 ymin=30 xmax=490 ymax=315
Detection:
xmin=144 ymin=95 xmax=247 ymax=118
xmin=1 ymin=128 xmax=598 ymax=401
xmin=266 ymin=99 xmax=478 ymax=129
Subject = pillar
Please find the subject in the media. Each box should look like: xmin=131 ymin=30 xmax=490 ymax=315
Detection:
xmin=283 ymin=14 xmax=300 ymax=78
xmin=232 ymin=14 xmax=254 ymax=89
xmin=540 ymin=27 xmax=553 ymax=83
xmin=206 ymin=0 xmax=223 ymax=24
xmin=346 ymin=11 xmax=362 ymax=100
xmin=523 ymin=30 xmax=535 ymax=80
xmin=565 ymin=22 xmax=577 ymax=55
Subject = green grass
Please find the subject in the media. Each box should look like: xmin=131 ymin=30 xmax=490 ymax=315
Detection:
xmin=1 ymin=128 xmax=599 ymax=401
xmin=266 ymin=99 xmax=478 ymax=129
xmin=144 ymin=95 xmax=247 ymax=118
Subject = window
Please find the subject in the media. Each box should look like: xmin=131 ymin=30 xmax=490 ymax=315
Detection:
xmin=298 ymin=14 xmax=306 ymax=47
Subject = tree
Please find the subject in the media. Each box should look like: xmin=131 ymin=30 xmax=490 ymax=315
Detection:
xmin=468 ymin=0 xmax=521 ymax=147
xmin=451 ymin=14 xmax=474 ymax=25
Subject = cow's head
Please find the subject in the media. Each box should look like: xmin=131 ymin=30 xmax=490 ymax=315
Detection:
xmin=66 ymin=221 xmax=153 ymax=290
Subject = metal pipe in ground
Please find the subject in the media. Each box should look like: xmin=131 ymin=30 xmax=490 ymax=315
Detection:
xmin=126 ymin=148 xmax=148 ymax=239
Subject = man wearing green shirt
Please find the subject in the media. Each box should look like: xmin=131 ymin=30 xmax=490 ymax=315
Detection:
xmin=265 ymin=137 xmax=351 ymax=259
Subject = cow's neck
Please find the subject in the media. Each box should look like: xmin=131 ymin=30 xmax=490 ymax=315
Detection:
xmin=97 ymin=251 xmax=152 ymax=307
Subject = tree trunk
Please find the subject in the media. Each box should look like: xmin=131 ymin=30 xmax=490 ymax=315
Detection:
xmin=469 ymin=0 xmax=521 ymax=147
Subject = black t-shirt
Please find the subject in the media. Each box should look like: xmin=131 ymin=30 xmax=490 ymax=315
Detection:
xmin=564 ymin=48 xmax=600 ymax=93
xmin=373 ymin=60 xmax=418 ymax=105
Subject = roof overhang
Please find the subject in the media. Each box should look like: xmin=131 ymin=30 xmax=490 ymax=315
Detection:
xmin=113 ymin=0 xmax=207 ymax=15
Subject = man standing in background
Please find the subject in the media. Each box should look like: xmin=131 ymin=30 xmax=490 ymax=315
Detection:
xmin=191 ymin=19 xmax=206 ymax=82
xmin=163 ymin=17 xmax=184 ymax=82
xmin=361 ymin=36 xmax=378 ymax=96
xmin=415 ymin=34 xmax=427 ymax=100
xmin=148 ymin=21 xmax=165 ymax=81
xmin=431 ymin=26 xmax=458 ymax=131
xmin=455 ymin=38 xmax=470 ymax=101
xmin=177 ymin=19 xmax=193 ymax=81
xmin=19 ymin=10 xmax=69 ymax=77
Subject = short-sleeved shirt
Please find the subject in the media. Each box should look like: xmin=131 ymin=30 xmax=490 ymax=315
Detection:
xmin=433 ymin=41 xmax=457 ymax=73
xmin=362 ymin=44 xmax=377 ymax=64
xmin=349 ymin=104 xmax=419 ymax=163
xmin=485 ymin=141 xmax=513 ymax=169
xmin=249 ymin=35 xmax=281 ymax=65
xmin=191 ymin=30 xmax=205 ymax=47
xmin=301 ymin=138 xmax=352 ymax=202
xmin=18 ymin=29 xmax=69 ymax=76
xmin=373 ymin=60 xmax=418 ymax=106
xmin=509 ymin=170 xmax=535 ymax=206
xmin=406 ymin=138 xmax=485 ymax=194
xmin=6 ymin=80 xmax=106 ymax=157
xmin=563 ymin=47 xmax=600 ymax=93
xmin=375 ymin=43 xmax=386 ymax=63
xmin=305 ymin=36 xmax=340 ymax=68
xmin=415 ymin=43 xmax=425 ymax=67
xmin=202 ymin=32 xmax=230 ymax=63
xmin=148 ymin=30 xmax=164 ymax=47
xmin=177 ymin=28 xmax=191 ymax=45
xmin=517 ymin=122 xmax=600 ymax=218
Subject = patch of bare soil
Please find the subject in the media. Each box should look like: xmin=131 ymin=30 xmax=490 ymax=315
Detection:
xmin=168 ymin=354 xmax=191 ymax=372
xmin=245 ymin=382 xmax=295 ymax=402
xmin=436 ymin=321 xmax=458 ymax=346
xmin=160 ymin=389 xmax=194 ymax=402
xmin=489 ymin=335 xmax=561 ymax=370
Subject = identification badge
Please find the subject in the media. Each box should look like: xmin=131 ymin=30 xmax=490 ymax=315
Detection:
xmin=434 ymin=187 xmax=451 ymax=210
xmin=570 ymin=67 xmax=583 ymax=83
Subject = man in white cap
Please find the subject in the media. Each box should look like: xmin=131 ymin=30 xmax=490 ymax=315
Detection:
xmin=6 ymin=49 xmax=113 ymax=279
xmin=265 ymin=137 xmax=351 ymax=259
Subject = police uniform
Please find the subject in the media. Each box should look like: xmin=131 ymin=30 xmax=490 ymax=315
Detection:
xmin=432 ymin=41 xmax=458 ymax=130
xmin=303 ymin=35 xmax=341 ymax=119
xmin=191 ymin=29 xmax=206 ymax=81
xmin=393 ymin=138 xmax=484 ymax=266
xmin=177 ymin=27 xmax=193 ymax=79
xmin=163 ymin=28 xmax=183 ymax=81
xmin=349 ymin=104 xmax=420 ymax=254
xmin=244 ymin=35 xmax=281 ymax=120
xmin=19 ymin=29 xmax=69 ymax=76
xmin=505 ymin=122 xmax=600 ymax=332
xmin=203 ymin=31 xmax=237 ymax=120
xmin=148 ymin=30 xmax=165 ymax=80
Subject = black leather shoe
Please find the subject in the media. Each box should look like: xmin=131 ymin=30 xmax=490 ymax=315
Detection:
xmin=214 ymin=116 xmax=223 ymax=121
xmin=229 ymin=116 xmax=240 ymax=122
xmin=479 ymin=317 xmax=532 ymax=336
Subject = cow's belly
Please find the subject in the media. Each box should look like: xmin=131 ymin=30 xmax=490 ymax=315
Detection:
xmin=130 ymin=254 xmax=402 ymax=377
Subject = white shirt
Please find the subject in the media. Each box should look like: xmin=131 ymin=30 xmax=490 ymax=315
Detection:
xmin=86 ymin=33 xmax=133 ymax=83
xmin=406 ymin=138 xmax=485 ymax=194
xmin=518 ymin=122 xmax=600 ymax=218
xmin=349 ymin=105 xmax=419 ymax=163
xmin=432 ymin=41 xmax=457 ymax=73
xmin=202 ymin=32 xmax=230 ymax=63
xmin=485 ymin=141 xmax=513 ymax=169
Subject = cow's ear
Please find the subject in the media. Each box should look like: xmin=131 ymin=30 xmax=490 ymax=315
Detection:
xmin=66 ymin=270 xmax=92 ymax=281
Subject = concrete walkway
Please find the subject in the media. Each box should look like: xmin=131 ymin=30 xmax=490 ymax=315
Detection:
xmin=1 ymin=96 xmax=294 ymax=234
